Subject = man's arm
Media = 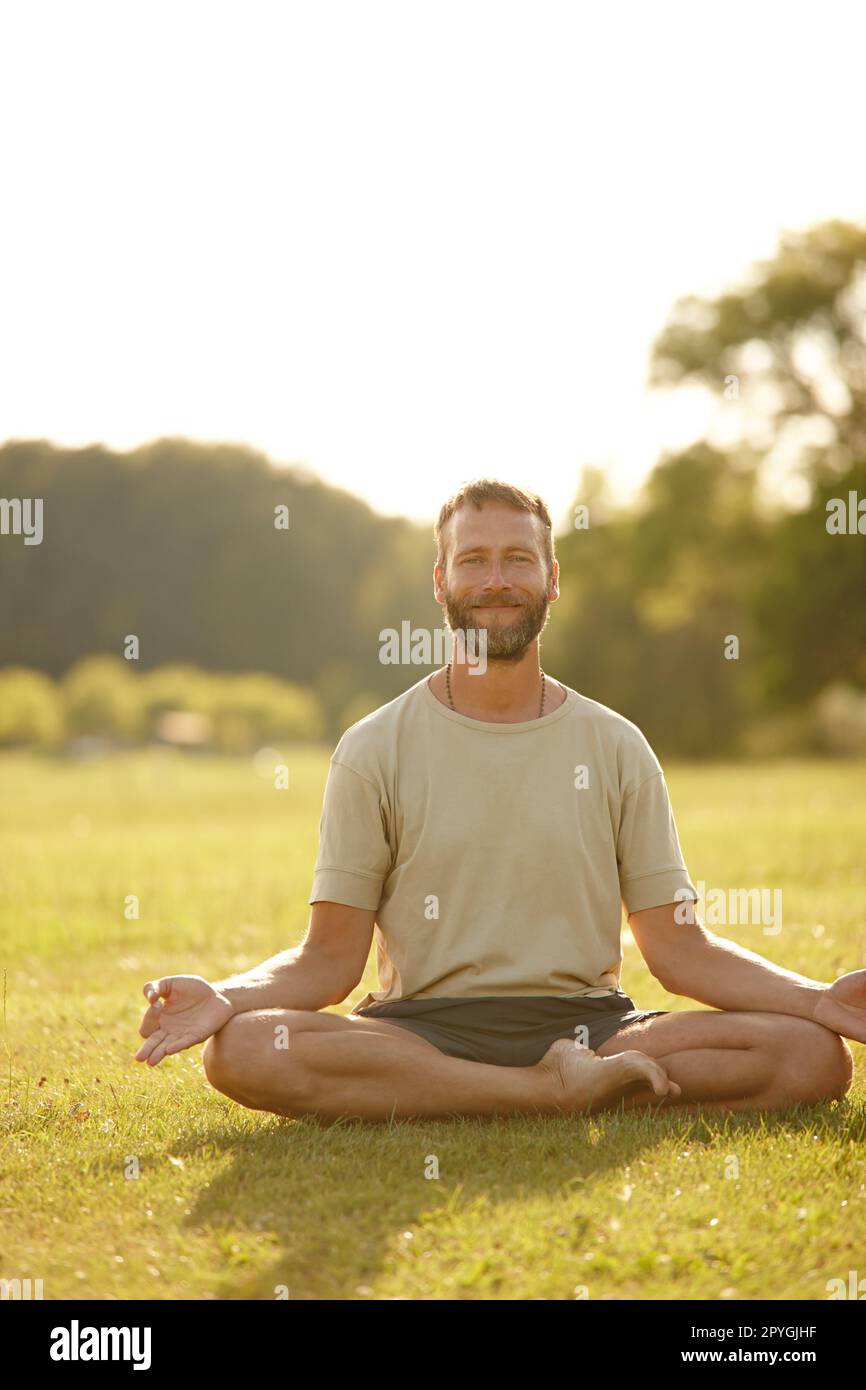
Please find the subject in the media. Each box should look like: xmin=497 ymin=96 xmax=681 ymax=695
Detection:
xmin=214 ymin=900 xmax=375 ymax=1011
xmin=136 ymin=901 xmax=375 ymax=1065
xmin=628 ymin=900 xmax=826 ymax=1019
xmin=629 ymin=900 xmax=866 ymax=1043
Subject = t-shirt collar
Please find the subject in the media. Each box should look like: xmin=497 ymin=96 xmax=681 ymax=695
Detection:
xmin=421 ymin=672 xmax=575 ymax=732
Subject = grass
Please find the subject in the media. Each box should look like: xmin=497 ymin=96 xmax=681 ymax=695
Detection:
xmin=1 ymin=748 xmax=865 ymax=1300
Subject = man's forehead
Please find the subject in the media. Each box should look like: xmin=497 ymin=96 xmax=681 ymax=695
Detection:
xmin=448 ymin=503 xmax=541 ymax=548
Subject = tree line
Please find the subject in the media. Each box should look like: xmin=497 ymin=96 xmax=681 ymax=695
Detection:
xmin=1 ymin=218 xmax=864 ymax=755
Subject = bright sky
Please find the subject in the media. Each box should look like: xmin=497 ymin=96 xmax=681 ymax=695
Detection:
xmin=1 ymin=1 xmax=864 ymax=531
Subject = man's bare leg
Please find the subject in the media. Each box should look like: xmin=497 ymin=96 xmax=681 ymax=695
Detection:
xmin=593 ymin=1008 xmax=854 ymax=1112
xmin=201 ymin=1008 xmax=681 ymax=1121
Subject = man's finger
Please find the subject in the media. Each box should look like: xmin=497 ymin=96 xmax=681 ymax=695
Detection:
xmin=138 ymin=1004 xmax=163 ymax=1039
xmin=134 ymin=1029 xmax=165 ymax=1063
xmin=142 ymin=979 xmax=171 ymax=1005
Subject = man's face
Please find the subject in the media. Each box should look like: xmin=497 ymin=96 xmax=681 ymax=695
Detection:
xmin=434 ymin=502 xmax=559 ymax=663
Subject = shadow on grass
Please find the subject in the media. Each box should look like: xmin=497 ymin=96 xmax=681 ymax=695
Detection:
xmin=169 ymin=1093 xmax=864 ymax=1299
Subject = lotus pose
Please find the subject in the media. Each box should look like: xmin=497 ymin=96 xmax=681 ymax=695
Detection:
xmin=136 ymin=479 xmax=859 ymax=1121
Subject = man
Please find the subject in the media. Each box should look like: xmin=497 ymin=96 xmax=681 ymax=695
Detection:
xmin=135 ymin=479 xmax=861 ymax=1121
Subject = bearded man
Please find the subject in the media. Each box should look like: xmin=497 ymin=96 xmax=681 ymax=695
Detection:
xmin=136 ymin=479 xmax=857 ymax=1121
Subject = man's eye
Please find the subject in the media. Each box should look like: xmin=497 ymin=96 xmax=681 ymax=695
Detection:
xmin=461 ymin=555 xmax=532 ymax=564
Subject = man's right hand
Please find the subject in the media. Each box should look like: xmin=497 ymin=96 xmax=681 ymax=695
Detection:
xmin=134 ymin=975 xmax=235 ymax=1067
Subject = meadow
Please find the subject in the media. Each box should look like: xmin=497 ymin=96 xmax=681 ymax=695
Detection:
xmin=1 ymin=749 xmax=865 ymax=1300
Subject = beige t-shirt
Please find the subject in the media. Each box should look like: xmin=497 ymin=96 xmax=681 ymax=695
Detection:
xmin=309 ymin=674 xmax=697 ymax=1009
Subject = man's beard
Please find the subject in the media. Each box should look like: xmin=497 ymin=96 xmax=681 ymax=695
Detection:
xmin=441 ymin=580 xmax=552 ymax=664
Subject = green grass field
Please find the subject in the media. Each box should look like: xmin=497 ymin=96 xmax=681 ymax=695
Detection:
xmin=1 ymin=749 xmax=865 ymax=1301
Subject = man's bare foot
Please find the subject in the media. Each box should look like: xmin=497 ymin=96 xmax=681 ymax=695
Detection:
xmin=537 ymin=1038 xmax=682 ymax=1111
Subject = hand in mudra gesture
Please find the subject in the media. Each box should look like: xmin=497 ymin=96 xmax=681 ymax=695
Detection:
xmin=135 ymin=975 xmax=234 ymax=1067
xmin=812 ymin=969 xmax=866 ymax=1045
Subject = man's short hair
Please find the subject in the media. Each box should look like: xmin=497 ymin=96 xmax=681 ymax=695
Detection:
xmin=434 ymin=478 xmax=555 ymax=577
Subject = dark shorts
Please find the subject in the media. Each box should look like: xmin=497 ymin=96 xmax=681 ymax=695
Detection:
xmin=352 ymin=990 xmax=669 ymax=1067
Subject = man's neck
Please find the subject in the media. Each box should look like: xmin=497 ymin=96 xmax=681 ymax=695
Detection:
xmin=428 ymin=654 xmax=566 ymax=723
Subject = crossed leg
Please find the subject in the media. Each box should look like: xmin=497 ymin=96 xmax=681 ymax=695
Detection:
xmin=201 ymin=1004 xmax=853 ymax=1122
xmin=203 ymin=1007 xmax=589 ymax=1121
xmin=594 ymin=1008 xmax=854 ymax=1113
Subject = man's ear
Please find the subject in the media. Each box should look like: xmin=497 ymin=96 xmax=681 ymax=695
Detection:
xmin=433 ymin=562 xmax=446 ymax=604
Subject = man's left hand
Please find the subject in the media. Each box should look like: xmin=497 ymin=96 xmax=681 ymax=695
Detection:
xmin=812 ymin=970 xmax=866 ymax=1043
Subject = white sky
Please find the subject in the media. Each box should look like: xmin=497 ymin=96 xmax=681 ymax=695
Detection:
xmin=1 ymin=1 xmax=864 ymax=532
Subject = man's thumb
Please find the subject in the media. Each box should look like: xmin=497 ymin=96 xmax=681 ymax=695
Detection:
xmin=144 ymin=978 xmax=172 ymax=1004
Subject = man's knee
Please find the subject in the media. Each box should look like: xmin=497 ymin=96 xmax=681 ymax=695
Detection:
xmin=771 ymin=1016 xmax=853 ymax=1103
xmin=816 ymin=1030 xmax=854 ymax=1101
xmin=202 ymin=1011 xmax=312 ymax=1112
xmin=202 ymin=1013 xmax=255 ymax=1096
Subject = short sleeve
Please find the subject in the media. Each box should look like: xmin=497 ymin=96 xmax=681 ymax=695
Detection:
xmin=617 ymin=769 xmax=698 ymax=913
xmin=308 ymin=759 xmax=392 ymax=910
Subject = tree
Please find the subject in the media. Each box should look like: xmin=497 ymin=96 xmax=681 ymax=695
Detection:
xmin=650 ymin=218 xmax=866 ymax=485
xmin=649 ymin=218 xmax=866 ymax=712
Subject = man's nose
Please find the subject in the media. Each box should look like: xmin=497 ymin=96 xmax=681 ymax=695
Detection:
xmin=481 ymin=559 xmax=511 ymax=589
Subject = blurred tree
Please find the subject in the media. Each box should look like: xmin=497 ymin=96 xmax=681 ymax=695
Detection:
xmin=649 ymin=217 xmax=866 ymax=715
xmin=62 ymin=655 xmax=142 ymax=738
xmin=751 ymin=456 xmax=866 ymax=706
xmin=0 ymin=438 xmax=436 ymax=714
xmin=548 ymin=451 xmax=766 ymax=756
xmin=0 ymin=667 xmax=64 ymax=746
xmin=650 ymin=218 xmax=866 ymax=480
